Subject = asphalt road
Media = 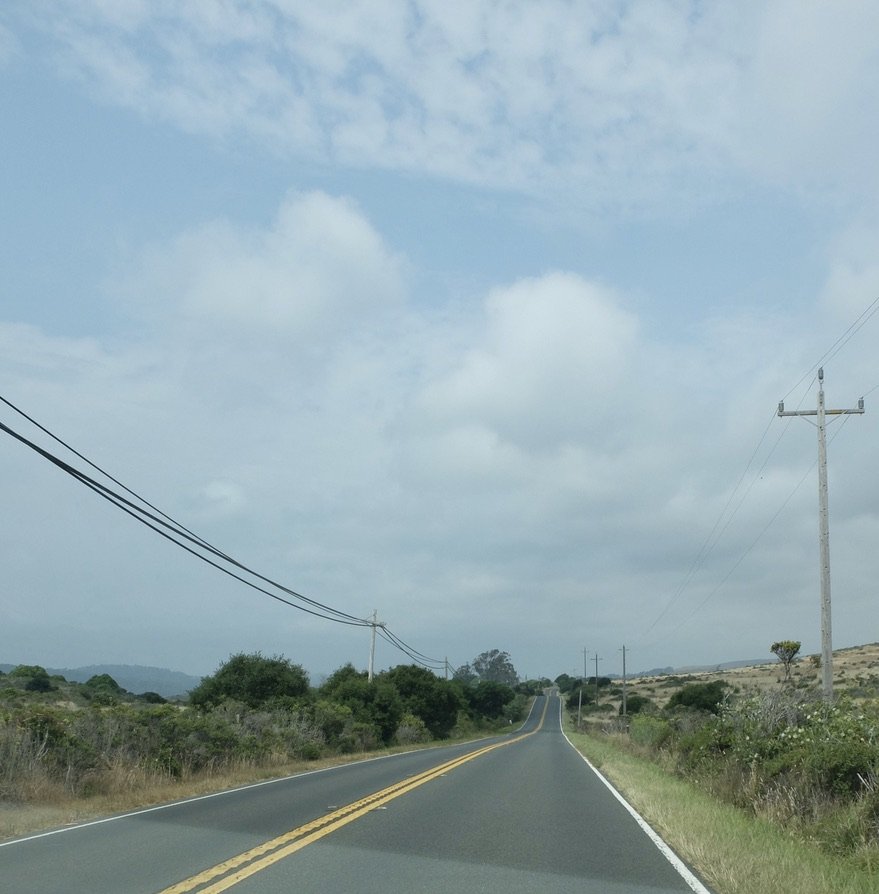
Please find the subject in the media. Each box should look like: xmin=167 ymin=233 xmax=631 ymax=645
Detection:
xmin=0 ymin=694 xmax=710 ymax=893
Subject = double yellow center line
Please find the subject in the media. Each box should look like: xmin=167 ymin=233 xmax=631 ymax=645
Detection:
xmin=161 ymin=698 xmax=547 ymax=893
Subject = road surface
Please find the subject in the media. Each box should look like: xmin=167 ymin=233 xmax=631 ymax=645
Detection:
xmin=0 ymin=693 xmax=710 ymax=893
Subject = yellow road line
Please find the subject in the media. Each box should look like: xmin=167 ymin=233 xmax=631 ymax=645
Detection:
xmin=160 ymin=698 xmax=549 ymax=893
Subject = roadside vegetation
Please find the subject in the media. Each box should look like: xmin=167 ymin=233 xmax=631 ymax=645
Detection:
xmin=557 ymin=646 xmax=879 ymax=892
xmin=0 ymin=650 xmax=534 ymax=840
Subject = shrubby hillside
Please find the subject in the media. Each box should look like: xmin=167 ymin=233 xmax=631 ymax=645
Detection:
xmin=558 ymin=643 xmax=879 ymax=873
xmin=0 ymin=664 xmax=201 ymax=698
xmin=0 ymin=650 xmax=536 ymax=809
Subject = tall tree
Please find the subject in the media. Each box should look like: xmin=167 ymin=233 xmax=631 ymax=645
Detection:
xmin=471 ymin=649 xmax=519 ymax=686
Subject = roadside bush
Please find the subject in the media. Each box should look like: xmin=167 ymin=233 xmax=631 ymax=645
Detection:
xmin=190 ymin=653 xmax=310 ymax=709
xmin=338 ymin=721 xmax=380 ymax=753
xmin=381 ymin=665 xmax=462 ymax=739
xmin=565 ymin=688 xmax=594 ymax=711
xmin=467 ymin=680 xmax=515 ymax=719
xmin=310 ymin=699 xmax=353 ymax=748
xmin=637 ymin=689 xmax=879 ymax=867
xmin=666 ymin=681 xmax=728 ymax=714
xmin=8 ymin=665 xmax=54 ymax=693
xmin=395 ymin=712 xmax=429 ymax=745
xmin=629 ymin=715 xmax=672 ymax=750
xmin=621 ymin=694 xmax=653 ymax=715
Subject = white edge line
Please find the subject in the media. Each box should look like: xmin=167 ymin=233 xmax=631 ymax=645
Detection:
xmin=0 ymin=761 xmax=349 ymax=848
xmin=559 ymin=702 xmax=714 ymax=894
xmin=0 ymin=722 xmax=516 ymax=850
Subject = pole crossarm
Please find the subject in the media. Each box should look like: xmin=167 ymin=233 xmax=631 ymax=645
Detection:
xmin=778 ymin=404 xmax=864 ymax=417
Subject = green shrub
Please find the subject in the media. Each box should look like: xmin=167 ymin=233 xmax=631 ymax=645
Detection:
xmin=190 ymin=653 xmax=310 ymax=709
xmin=629 ymin=715 xmax=672 ymax=750
xmin=621 ymin=694 xmax=653 ymax=715
xmin=395 ymin=712 xmax=429 ymax=745
xmin=666 ymin=681 xmax=728 ymax=714
xmin=8 ymin=666 xmax=54 ymax=693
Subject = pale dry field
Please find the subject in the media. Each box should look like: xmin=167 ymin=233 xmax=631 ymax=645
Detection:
xmin=625 ymin=641 xmax=879 ymax=710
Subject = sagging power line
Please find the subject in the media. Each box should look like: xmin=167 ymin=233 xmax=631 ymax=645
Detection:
xmin=0 ymin=395 xmax=446 ymax=672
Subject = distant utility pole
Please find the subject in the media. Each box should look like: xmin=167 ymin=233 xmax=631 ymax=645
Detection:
xmin=620 ymin=645 xmax=628 ymax=717
xmin=367 ymin=610 xmax=385 ymax=683
xmin=778 ymin=368 xmax=864 ymax=700
xmin=593 ymin=654 xmax=602 ymax=703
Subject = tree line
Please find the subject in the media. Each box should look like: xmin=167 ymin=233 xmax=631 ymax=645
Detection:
xmin=0 ymin=649 xmax=534 ymax=804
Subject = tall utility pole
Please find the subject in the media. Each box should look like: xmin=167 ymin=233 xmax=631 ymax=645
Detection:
xmin=593 ymin=654 xmax=601 ymax=703
xmin=367 ymin=610 xmax=385 ymax=683
xmin=778 ymin=368 xmax=864 ymax=700
xmin=620 ymin=645 xmax=628 ymax=717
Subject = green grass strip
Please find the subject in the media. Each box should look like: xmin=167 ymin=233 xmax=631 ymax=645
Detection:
xmin=565 ymin=727 xmax=877 ymax=894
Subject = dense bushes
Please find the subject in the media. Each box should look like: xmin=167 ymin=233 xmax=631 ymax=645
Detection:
xmin=189 ymin=653 xmax=310 ymax=708
xmin=665 ymin=680 xmax=728 ymax=713
xmin=0 ymin=656 xmax=524 ymax=806
xmin=600 ymin=687 xmax=879 ymax=869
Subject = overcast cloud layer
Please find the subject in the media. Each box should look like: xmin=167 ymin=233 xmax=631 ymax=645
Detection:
xmin=2 ymin=1 xmax=879 ymax=682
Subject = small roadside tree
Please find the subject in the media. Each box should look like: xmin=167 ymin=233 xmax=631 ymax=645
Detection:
xmin=770 ymin=640 xmax=801 ymax=682
xmin=381 ymin=665 xmax=462 ymax=739
xmin=467 ymin=680 xmax=515 ymax=719
xmin=189 ymin=652 xmax=309 ymax=709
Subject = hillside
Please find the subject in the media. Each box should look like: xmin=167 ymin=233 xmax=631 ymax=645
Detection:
xmin=0 ymin=663 xmax=201 ymax=698
xmin=623 ymin=642 xmax=879 ymax=711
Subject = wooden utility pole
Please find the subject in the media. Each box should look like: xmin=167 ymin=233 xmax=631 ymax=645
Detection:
xmin=778 ymin=368 xmax=864 ymax=700
xmin=367 ymin=610 xmax=385 ymax=682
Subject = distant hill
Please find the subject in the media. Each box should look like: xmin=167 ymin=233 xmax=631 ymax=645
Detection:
xmin=0 ymin=663 xmax=202 ymax=698
xmin=631 ymin=658 xmax=771 ymax=677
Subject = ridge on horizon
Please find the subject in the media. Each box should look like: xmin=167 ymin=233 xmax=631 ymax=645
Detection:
xmin=0 ymin=662 xmax=202 ymax=699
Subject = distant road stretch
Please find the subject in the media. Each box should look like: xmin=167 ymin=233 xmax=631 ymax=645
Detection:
xmin=1 ymin=693 xmax=710 ymax=893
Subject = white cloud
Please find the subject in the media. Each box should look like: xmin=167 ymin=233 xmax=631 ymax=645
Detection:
xmin=728 ymin=1 xmax=879 ymax=198
xmin=15 ymin=1 xmax=875 ymax=213
xmin=3 ymin=183 xmax=878 ymax=677
xmin=415 ymin=273 xmax=638 ymax=448
xmin=819 ymin=224 xmax=879 ymax=321
xmin=121 ymin=191 xmax=406 ymax=340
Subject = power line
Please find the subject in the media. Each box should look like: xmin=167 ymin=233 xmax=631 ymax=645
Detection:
xmin=0 ymin=398 xmax=458 ymax=670
xmin=0 ymin=416 xmax=370 ymax=627
xmin=377 ymin=627 xmax=445 ymax=670
xmin=782 ymin=294 xmax=879 ymax=403
xmin=637 ymin=293 xmax=879 ymax=648
xmin=0 ymin=394 xmax=225 ymax=558
xmin=643 ymin=408 xmax=857 ymax=648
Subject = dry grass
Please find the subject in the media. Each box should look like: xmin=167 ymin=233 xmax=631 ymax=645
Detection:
xmin=621 ymin=642 xmax=879 ymax=711
xmin=0 ymin=748 xmax=421 ymax=843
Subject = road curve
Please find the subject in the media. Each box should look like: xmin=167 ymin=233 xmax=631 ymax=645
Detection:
xmin=0 ymin=693 xmax=711 ymax=893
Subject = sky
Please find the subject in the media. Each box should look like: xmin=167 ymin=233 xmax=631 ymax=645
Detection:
xmin=2 ymin=1 xmax=879 ymax=684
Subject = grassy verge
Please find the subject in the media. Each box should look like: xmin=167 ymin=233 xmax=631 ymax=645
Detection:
xmin=0 ymin=729 xmax=503 ymax=844
xmin=564 ymin=723 xmax=877 ymax=894
xmin=0 ymin=754 xmax=359 ymax=842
